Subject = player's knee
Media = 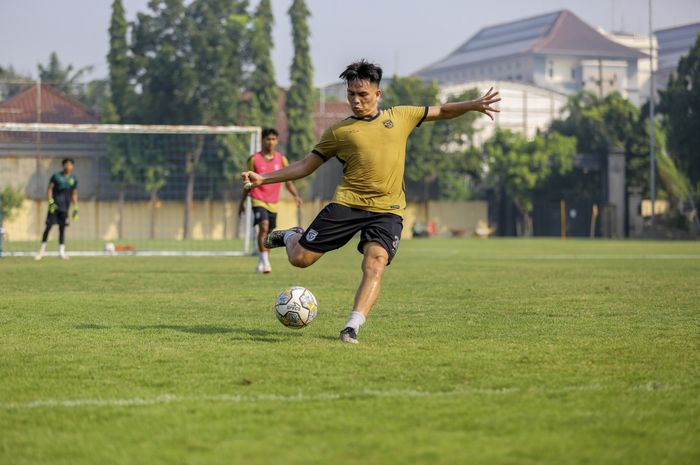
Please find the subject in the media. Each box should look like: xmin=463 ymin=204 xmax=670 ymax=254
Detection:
xmin=259 ymin=221 xmax=270 ymax=234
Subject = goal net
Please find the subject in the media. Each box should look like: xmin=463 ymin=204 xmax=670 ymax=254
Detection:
xmin=0 ymin=123 xmax=261 ymax=257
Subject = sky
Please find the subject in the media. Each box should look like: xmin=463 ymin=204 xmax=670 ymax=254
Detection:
xmin=1 ymin=0 xmax=699 ymax=87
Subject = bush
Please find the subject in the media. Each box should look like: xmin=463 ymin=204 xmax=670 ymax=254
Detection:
xmin=0 ymin=186 xmax=25 ymax=223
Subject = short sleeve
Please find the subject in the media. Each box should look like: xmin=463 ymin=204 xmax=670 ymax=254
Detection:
xmin=394 ymin=105 xmax=429 ymax=128
xmin=72 ymin=177 xmax=78 ymax=189
xmin=247 ymin=155 xmax=255 ymax=171
xmin=312 ymin=127 xmax=338 ymax=162
xmin=282 ymin=155 xmax=289 ymax=168
xmin=49 ymin=173 xmax=58 ymax=184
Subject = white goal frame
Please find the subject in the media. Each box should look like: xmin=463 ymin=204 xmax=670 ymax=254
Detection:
xmin=0 ymin=122 xmax=261 ymax=257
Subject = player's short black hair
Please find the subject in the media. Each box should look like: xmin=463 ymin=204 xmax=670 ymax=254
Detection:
xmin=339 ymin=60 xmax=383 ymax=86
xmin=62 ymin=158 xmax=75 ymax=165
xmin=262 ymin=128 xmax=279 ymax=138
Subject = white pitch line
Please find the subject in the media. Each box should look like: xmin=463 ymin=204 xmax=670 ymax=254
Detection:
xmin=0 ymin=388 xmax=505 ymax=410
xmin=0 ymin=384 xmax=681 ymax=410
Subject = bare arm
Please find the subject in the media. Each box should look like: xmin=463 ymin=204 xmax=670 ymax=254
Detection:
xmin=71 ymin=189 xmax=78 ymax=207
xmin=285 ymin=181 xmax=303 ymax=208
xmin=425 ymin=87 xmax=501 ymax=122
xmin=241 ymin=153 xmax=324 ymax=188
xmin=238 ymin=187 xmax=249 ymax=214
xmin=47 ymin=182 xmax=54 ymax=200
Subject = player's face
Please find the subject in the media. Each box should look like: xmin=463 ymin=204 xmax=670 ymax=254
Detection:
xmin=262 ymin=135 xmax=278 ymax=153
xmin=347 ymin=80 xmax=381 ymax=118
xmin=62 ymin=161 xmax=74 ymax=175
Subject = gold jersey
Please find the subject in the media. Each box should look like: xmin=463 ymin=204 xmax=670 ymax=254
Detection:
xmin=312 ymin=105 xmax=428 ymax=217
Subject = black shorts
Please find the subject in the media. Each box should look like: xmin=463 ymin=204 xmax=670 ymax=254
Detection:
xmin=253 ymin=206 xmax=277 ymax=230
xmin=46 ymin=210 xmax=69 ymax=227
xmin=299 ymin=203 xmax=403 ymax=264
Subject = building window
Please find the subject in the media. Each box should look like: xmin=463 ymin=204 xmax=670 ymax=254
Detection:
xmin=571 ymin=68 xmax=576 ymax=79
xmin=549 ymin=68 xmax=554 ymax=78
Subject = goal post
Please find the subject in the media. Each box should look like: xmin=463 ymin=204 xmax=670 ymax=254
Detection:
xmin=0 ymin=122 xmax=261 ymax=257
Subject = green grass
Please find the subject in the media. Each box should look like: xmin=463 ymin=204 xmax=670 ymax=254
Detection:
xmin=1 ymin=239 xmax=699 ymax=465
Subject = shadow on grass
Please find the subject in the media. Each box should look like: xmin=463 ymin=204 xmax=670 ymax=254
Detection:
xmin=315 ymin=334 xmax=342 ymax=342
xmin=75 ymin=323 xmax=300 ymax=342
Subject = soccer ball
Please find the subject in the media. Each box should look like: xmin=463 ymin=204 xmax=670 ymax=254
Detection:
xmin=274 ymin=286 xmax=318 ymax=328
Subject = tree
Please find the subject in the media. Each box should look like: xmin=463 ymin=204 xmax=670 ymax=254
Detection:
xmin=247 ymin=0 xmax=278 ymax=128
xmin=484 ymin=129 xmax=576 ymax=236
xmin=0 ymin=65 xmax=31 ymax=99
xmin=132 ymin=0 xmax=198 ymax=238
xmin=658 ymin=31 xmax=700 ymax=190
xmin=107 ymin=0 xmax=133 ymax=124
xmin=131 ymin=0 xmax=196 ymax=126
xmin=551 ymin=91 xmax=657 ymax=193
xmin=182 ymin=0 xmax=247 ymax=239
xmin=286 ymin=0 xmax=315 ymax=161
xmin=106 ymin=0 xmax=142 ymax=239
xmin=37 ymin=52 xmax=93 ymax=100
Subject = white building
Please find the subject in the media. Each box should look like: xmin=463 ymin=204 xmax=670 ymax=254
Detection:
xmin=655 ymin=22 xmax=700 ymax=90
xmin=597 ymin=28 xmax=657 ymax=104
xmin=416 ymin=10 xmax=648 ymax=105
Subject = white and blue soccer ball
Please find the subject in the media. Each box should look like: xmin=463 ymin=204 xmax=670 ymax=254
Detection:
xmin=274 ymin=286 xmax=318 ymax=328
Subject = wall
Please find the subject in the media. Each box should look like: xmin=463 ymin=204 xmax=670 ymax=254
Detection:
xmin=2 ymin=197 xmax=488 ymax=242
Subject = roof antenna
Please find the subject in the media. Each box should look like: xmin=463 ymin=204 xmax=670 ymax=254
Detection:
xmin=611 ymin=0 xmax=615 ymax=31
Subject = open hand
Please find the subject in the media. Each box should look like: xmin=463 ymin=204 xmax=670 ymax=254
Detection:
xmin=473 ymin=87 xmax=501 ymax=120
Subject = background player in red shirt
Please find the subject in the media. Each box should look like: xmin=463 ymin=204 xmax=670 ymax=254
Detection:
xmin=239 ymin=128 xmax=302 ymax=273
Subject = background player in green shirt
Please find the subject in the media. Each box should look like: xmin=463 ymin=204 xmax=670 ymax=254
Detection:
xmin=242 ymin=60 xmax=500 ymax=343
xmin=36 ymin=158 xmax=79 ymax=260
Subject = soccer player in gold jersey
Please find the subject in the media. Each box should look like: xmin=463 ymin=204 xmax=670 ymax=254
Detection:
xmin=242 ymin=60 xmax=500 ymax=343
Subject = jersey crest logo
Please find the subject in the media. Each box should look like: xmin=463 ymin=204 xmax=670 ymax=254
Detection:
xmin=306 ymin=229 xmax=318 ymax=242
xmin=69 ymin=178 xmax=75 ymax=186
xmin=383 ymin=119 xmax=394 ymax=129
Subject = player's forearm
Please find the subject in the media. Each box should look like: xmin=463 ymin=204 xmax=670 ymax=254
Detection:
xmin=261 ymin=160 xmax=312 ymax=185
xmin=72 ymin=192 xmax=78 ymax=206
xmin=437 ymin=100 xmax=479 ymax=119
xmin=285 ymin=181 xmax=300 ymax=197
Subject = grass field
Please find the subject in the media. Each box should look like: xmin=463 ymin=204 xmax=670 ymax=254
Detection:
xmin=1 ymin=239 xmax=699 ymax=465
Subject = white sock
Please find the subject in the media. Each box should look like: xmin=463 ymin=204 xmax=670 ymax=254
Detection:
xmin=39 ymin=242 xmax=47 ymax=254
xmin=59 ymin=244 xmax=65 ymax=255
xmin=283 ymin=229 xmax=301 ymax=245
xmin=344 ymin=311 xmax=366 ymax=332
xmin=261 ymin=251 xmax=270 ymax=265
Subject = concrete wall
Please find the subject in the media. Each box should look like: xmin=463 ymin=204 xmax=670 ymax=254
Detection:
xmin=2 ymin=197 xmax=488 ymax=242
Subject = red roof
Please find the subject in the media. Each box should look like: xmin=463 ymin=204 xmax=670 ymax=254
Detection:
xmin=0 ymin=83 xmax=98 ymax=124
xmin=0 ymin=84 xmax=99 ymax=143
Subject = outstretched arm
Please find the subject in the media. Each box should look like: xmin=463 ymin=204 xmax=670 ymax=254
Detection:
xmin=425 ymin=87 xmax=501 ymax=122
xmin=241 ymin=152 xmax=324 ymax=188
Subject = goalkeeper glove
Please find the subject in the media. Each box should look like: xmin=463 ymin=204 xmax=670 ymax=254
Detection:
xmin=72 ymin=208 xmax=79 ymax=221
xmin=48 ymin=198 xmax=57 ymax=214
